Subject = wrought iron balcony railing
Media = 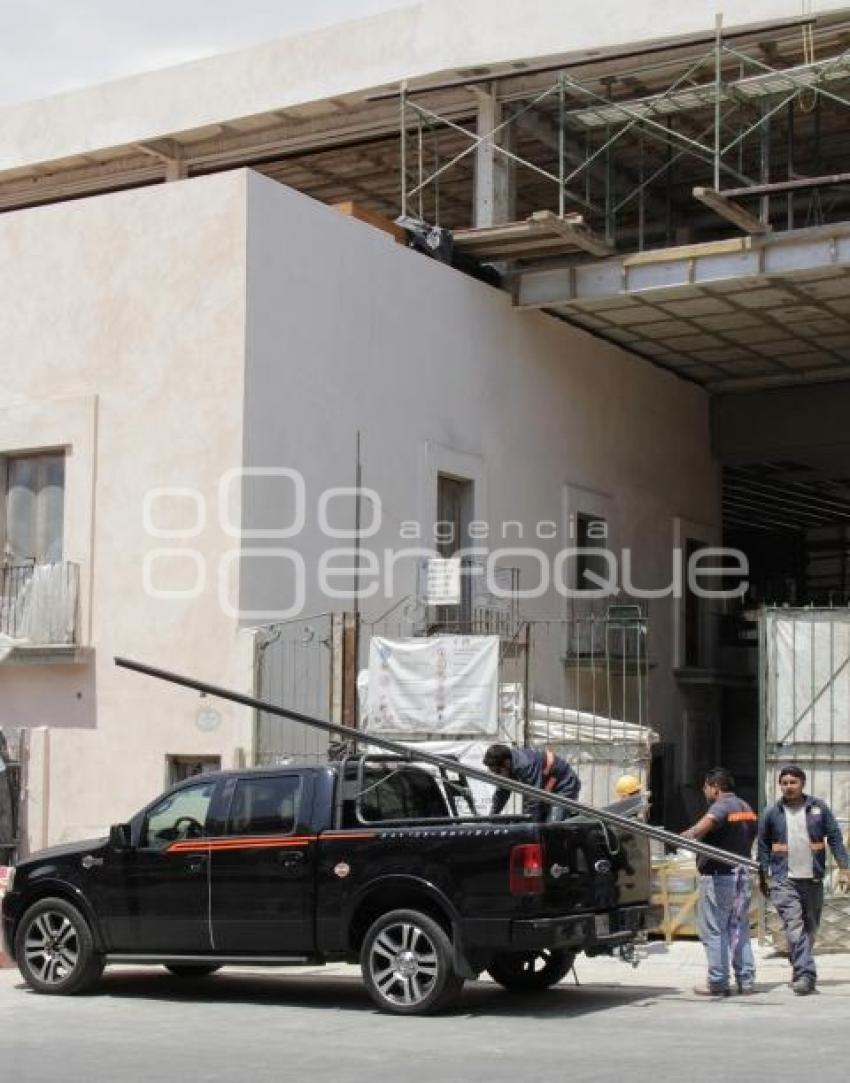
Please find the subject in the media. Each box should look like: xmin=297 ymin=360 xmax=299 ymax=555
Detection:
xmin=0 ymin=562 xmax=80 ymax=646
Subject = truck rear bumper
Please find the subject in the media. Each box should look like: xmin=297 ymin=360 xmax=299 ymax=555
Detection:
xmin=510 ymin=904 xmax=658 ymax=952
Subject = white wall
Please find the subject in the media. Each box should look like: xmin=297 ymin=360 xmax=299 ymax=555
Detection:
xmin=0 ymin=172 xmax=254 ymax=845
xmin=241 ymin=171 xmax=720 ymax=764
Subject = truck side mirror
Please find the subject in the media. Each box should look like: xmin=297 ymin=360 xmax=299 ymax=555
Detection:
xmin=109 ymin=823 xmax=132 ymax=850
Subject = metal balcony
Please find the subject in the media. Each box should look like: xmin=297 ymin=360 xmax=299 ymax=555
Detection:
xmin=0 ymin=562 xmax=80 ymax=647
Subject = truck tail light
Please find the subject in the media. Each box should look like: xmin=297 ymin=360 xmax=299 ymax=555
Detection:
xmin=510 ymin=843 xmax=544 ymax=894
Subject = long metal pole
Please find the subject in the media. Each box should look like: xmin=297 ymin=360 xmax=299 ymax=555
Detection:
xmin=714 ymin=13 xmax=722 ymax=191
xmin=353 ymin=431 xmax=362 ymax=621
xmin=115 ymin=656 xmax=759 ymax=871
xmin=400 ymin=81 xmax=408 ymax=218
xmin=558 ymin=73 xmax=565 ymax=219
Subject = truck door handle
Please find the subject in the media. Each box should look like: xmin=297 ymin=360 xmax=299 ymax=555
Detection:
xmin=278 ymin=850 xmax=304 ymax=865
xmin=185 ymin=855 xmax=208 ymax=873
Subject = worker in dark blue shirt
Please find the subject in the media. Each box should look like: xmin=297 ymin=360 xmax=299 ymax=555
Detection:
xmin=682 ymin=766 xmax=758 ymax=997
xmin=483 ymin=744 xmax=580 ymax=822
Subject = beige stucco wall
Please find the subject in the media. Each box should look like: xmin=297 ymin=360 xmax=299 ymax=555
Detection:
xmin=1 ymin=165 xmax=722 ymax=846
xmin=0 ymin=172 xmax=253 ymax=846
xmin=242 ymin=172 xmax=721 ymax=794
xmin=1 ymin=0 xmax=846 ymax=172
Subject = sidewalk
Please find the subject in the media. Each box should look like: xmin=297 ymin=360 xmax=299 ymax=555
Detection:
xmin=570 ymin=937 xmax=850 ymax=994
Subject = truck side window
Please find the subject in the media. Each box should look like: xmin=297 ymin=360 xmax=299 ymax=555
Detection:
xmin=226 ymin=776 xmax=301 ymax=836
xmin=142 ymin=780 xmax=216 ymax=850
xmin=359 ymin=767 xmax=449 ymax=822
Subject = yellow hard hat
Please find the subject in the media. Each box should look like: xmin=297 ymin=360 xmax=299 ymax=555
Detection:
xmin=615 ymin=774 xmax=642 ymax=797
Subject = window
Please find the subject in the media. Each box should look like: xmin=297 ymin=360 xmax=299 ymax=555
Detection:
xmin=575 ymin=513 xmax=609 ymax=591
xmin=226 ymin=776 xmax=301 ymax=836
xmin=436 ymin=474 xmax=473 ymax=559
xmin=166 ymin=755 xmax=221 ymax=787
xmin=434 ymin=474 xmax=474 ymax=623
xmin=358 ymin=766 xmax=449 ymax=822
xmin=2 ymin=452 xmax=65 ymax=564
xmin=685 ymin=537 xmax=707 ymax=667
xmin=142 ymin=780 xmax=216 ymax=850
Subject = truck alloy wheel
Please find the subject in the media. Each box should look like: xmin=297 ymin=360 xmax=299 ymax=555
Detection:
xmin=15 ymin=897 xmax=105 ymax=995
xmin=361 ymin=908 xmax=463 ymax=1014
xmin=487 ymin=948 xmax=576 ymax=992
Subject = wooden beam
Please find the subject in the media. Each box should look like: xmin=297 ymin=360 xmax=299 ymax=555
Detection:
xmin=692 ymin=186 xmax=772 ymax=234
xmin=531 ymin=209 xmax=614 ymax=257
xmin=721 ymin=171 xmax=850 ymax=199
xmin=132 ymin=138 xmax=188 ymax=181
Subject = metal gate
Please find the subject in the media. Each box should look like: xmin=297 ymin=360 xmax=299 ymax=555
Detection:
xmin=254 ymin=614 xmax=338 ymax=766
xmin=760 ymin=607 xmax=850 ymax=949
xmin=360 ymin=601 xmax=654 ymax=809
xmin=0 ymin=728 xmax=22 ymax=865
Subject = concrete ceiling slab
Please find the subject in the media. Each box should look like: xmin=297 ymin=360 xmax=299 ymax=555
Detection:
xmin=516 ymin=221 xmax=850 ymax=392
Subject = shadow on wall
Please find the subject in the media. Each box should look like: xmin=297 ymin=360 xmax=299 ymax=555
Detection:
xmin=0 ymin=659 xmax=97 ymax=729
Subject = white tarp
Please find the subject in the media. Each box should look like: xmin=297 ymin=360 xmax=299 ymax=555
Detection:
xmin=528 ymin=702 xmax=658 ymax=746
xmin=399 ymin=739 xmax=494 ymax=815
xmin=364 ymin=635 xmax=499 ymax=735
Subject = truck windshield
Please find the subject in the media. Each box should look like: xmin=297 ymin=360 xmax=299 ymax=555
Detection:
xmin=358 ymin=766 xmax=450 ymax=822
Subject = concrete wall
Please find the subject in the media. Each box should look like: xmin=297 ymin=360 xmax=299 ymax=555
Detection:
xmin=2 ymin=0 xmax=845 ymax=172
xmin=0 ymin=172 xmax=253 ymax=847
xmin=241 ymin=172 xmax=720 ymax=773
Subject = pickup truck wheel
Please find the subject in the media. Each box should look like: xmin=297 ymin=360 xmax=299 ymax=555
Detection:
xmin=164 ymin=964 xmax=221 ymax=978
xmin=362 ymin=909 xmax=463 ymax=1015
xmin=14 ymin=897 xmax=105 ymax=996
xmin=487 ymin=948 xmax=575 ymax=992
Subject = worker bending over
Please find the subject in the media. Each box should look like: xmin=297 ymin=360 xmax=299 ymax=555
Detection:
xmin=483 ymin=744 xmax=581 ymax=822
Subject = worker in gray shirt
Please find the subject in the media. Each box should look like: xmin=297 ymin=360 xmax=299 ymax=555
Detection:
xmin=758 ymin=764 xmax=850 ymax=995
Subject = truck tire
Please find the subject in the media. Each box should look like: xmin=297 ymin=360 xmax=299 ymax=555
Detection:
xmin=487 ymin=948 xmax=575 ymax=992
xmin=14 ymin=897 xmax=105 ymax=996
xmin=164 ymin=964 xmax=221 ymax=978
xmin=361 ymin=908 xmax=464 ymax=1015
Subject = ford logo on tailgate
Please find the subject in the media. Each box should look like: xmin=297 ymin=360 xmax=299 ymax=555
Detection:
xmin=594 ymin=858 xmax=612 ymax=874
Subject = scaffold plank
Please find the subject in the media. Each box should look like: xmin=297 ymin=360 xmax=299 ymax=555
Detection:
xmin=693 ymin=187 xmax=771 ymax=235
xmin=453 ymin=210 xmax=613 ymax=261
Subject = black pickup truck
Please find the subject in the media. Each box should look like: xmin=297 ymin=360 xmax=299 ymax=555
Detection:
xmin=2 ymin=755 xmax=653 ymax=1014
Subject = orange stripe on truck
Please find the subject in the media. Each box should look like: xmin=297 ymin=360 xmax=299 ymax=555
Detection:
xmin=167 ymin=830 xmax=378 ymax=854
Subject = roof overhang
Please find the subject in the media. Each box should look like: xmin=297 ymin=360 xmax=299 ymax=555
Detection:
xmin=3 ymin=1 xmax=850 ymax=189
xmin=514 ymin=222 xmax=850 ymax=393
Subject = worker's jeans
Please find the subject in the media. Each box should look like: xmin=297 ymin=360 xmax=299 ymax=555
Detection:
xmin=697 ymin=869 xmax=755 ymax=991
xmin=769 ymin=877 xmax=823 ymax=983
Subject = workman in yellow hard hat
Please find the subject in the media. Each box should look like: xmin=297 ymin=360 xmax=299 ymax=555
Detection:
xmin=615 ymin=774 xmax=642 ymax=798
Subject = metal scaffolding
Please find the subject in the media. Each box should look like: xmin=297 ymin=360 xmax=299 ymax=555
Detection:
xmin=396 ymin=14 xmax=850 ymax=252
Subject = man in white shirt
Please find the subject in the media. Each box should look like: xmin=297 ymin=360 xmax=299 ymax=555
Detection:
xmin=758 ymin=765 xmax=850 ymax=995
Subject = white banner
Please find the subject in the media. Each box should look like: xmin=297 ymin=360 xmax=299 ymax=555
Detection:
xmin=365 ymin=635 xmax=499 ymax=735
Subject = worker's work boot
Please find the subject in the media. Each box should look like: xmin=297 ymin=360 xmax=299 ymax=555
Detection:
xmin=791 ymin=976 xmax=815 ymax=995
xmin=736 ymin=982 xmax=757 ymax=995
xmin=692 ymin=985 xmax=730 ymax=997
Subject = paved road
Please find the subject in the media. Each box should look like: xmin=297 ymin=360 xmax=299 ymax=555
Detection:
xmin=4 ymin=941 xmax=850 ymax=1082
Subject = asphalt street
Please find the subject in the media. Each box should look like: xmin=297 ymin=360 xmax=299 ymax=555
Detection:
xmin=3 ymin=940 xmax=849 ymax=1083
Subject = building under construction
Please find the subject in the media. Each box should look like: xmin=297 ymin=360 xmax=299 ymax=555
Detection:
xmin=2 ymin=0 xmax=850 ymax=850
